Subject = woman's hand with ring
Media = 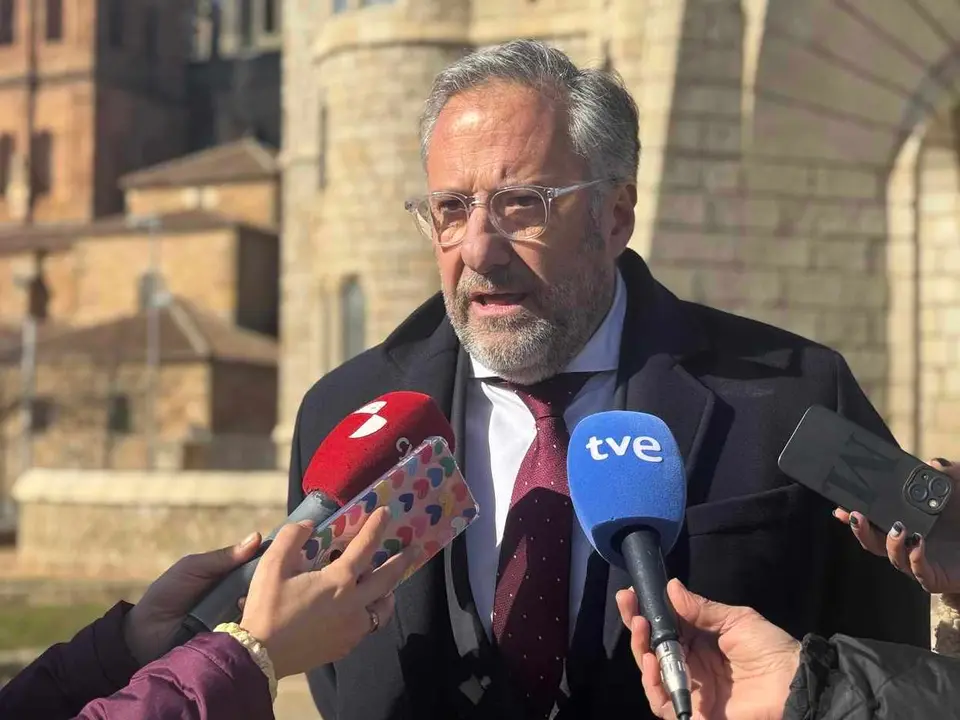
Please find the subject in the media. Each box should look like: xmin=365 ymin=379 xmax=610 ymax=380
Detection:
xmin=240 ymin=507 xmax=418 ymax=679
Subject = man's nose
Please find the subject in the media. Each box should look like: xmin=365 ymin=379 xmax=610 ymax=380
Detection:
xmin=458 ymin=205 xmax=512 ymax=275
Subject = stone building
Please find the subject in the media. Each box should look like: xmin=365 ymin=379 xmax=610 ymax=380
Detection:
xmin=0 ymin=0 xmax=192 ymax=225
xmin=0 ymin=137 xmax=281 ymax=518
xmin=275 ymin=0 xmax=960 ymax=471
xmin=0 ymin=297 xmax=279 ymax=506
xmin=0 ymin=137 xmax=280 ymax=333
xmin=188 ymin=0 xmax=281 ymax=151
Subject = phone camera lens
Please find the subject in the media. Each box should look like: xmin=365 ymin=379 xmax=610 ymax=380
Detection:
xmin=909 ymin=483 xmax=929 ymax=502
xmin=921 ymin=472 xmax=931 ymax=481
xmin=930 ymin=498 xmax=941 ymax=509
xmin=930 ymin=477 xmax=951 ymax=498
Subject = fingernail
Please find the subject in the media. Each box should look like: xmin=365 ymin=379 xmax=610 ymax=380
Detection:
xmin=906 ymin=533 xmax=922 ymax=549
xmin=890 ymin=522 xmax=904 ymax=538
xmin=849 ymin=514 xmax=859 ymax=528
xmin=240 ymin=532 xmax=258 ymax=547
xmin=934 ymin=458 xmax=953 ymax=467
xmin=298 ymin=519 xmax=315 ymax=530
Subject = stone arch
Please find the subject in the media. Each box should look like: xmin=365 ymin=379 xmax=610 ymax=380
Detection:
xmin=743 ymin=0 xmax=960 ymax=453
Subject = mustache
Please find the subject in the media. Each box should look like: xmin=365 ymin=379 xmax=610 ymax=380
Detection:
xmin=456 ymin=268 xmax=530 ymax=297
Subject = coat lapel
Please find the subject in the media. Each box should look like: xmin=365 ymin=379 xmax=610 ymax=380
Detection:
xmin=600 ymin=251 xmax=717 ymax=659
xmin=385 ymin=304 xmax=526 ymax=718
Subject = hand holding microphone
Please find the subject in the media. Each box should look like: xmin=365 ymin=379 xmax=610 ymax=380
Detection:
xmin=617 ymin=579 xmax=801 ymax=720
xmin=240 ymin=507 xmax=418 ymax=679
xmin=123 ymin=508 xmax=416 ymax=675
xmin=173 ymin=391 xmax=454 ymax=646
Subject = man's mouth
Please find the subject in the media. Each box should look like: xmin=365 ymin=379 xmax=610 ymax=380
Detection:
xmin=470 ymin=292 xmax=526 ymax=306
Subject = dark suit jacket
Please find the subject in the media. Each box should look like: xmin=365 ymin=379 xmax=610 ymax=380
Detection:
xmin=287 ymin=249 xmax=930 ymax=720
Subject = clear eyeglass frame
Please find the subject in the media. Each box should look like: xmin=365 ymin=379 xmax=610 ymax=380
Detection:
xmin=403 ymin=178 xmax=608 ymax=247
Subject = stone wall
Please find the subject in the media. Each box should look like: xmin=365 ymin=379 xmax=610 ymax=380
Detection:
xmin=125 ymin=180 xmax=280 ymax=229
xmin=273 ymin=0 xmax=326 ymax=464
xmin=0 ymin=360 xmax=279 ymax=507
xmin=11 ymin=468 xmax=288 ymax=579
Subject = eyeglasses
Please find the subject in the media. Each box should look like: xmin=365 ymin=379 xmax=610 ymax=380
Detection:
xmin=403 ymin=179 xmax=608 ymax=247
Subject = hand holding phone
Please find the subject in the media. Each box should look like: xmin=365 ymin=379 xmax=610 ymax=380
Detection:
xmin=777 ymin=406 xmax=960 ymax=594
xmin=299 ymin=436 xmax=479 ymax=585
xmin=778 ymin=405 xmax=953 ymax=537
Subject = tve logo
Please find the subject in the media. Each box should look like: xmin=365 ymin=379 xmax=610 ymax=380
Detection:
xmin=585 ymin=435 xmax=663 ymax=463
xmin=349 ymin=400 xmax=388 ymax=439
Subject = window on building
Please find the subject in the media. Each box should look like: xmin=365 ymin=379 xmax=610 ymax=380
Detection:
xmin=107 ymin=395 xmax=131 ymax=434
xmin=0 ymin=0 xmax=14 ymax=45
xmin=341 ymin=277 xmax=365 ymax=361
xmin=264 ymin=0 xmax=277 ymax=33
xmin=239 ymin=0 xmax=253 ymax=48
xmin=30 ymin=131 xmax=52 ymax=196
xmin=318 ymin=103 xmax=327 ymax=189
xmin=144 ymin=5 xmax=158 ymax=61
xmin=31 ymin=397 xmax=53 ymax=433
xmin=333 ymin=0 xmax=349 ymax=13
xmin=107 ymin=0 xmax=123 ymax=48
xmin=46 ymin=0 xmax=63 ymax=41
xmin=0 ymin=134 xmax=14 ymax=194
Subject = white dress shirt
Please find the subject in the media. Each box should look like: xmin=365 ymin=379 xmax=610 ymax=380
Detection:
xmin=464 ymin=270 xmax=627 ymax=641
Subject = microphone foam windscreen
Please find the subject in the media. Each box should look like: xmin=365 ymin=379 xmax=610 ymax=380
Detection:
xmin=567 ymin=411 xmax=687 ymax=569
xmin=303 ymin=391 xmax=455 ymax=505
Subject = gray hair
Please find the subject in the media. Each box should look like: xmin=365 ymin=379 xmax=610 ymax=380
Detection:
xmin=418 ymin=39 xmax=640 ymax=186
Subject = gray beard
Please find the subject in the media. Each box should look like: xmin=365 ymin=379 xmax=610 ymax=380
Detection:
xmin=443 ymin=233 xmax=615 ymax=386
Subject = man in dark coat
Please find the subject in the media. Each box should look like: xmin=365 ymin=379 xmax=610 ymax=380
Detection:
xmin=288 ymin=39 xmax=929 ymax=720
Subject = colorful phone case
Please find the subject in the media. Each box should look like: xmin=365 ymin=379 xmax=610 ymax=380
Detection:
xmin=299 ymin=436 xmax=479 ymax=584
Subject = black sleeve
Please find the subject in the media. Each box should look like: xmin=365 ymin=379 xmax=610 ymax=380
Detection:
xmin=818 ymin=353 xmax=930 ymax=648
xmin=784 ymin=633 xmax=960 ymax=720
xmin=287 ymin=399 xmax=340 ymax=720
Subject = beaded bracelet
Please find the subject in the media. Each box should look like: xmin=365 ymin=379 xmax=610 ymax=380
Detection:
xmin=213 ymin=622 xmax=278 ymax=702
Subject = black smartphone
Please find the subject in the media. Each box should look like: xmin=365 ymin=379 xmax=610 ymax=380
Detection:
xmin=777 ymin=405 xmax=953 ymax=537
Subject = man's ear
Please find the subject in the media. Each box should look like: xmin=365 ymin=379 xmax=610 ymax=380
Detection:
xmin=606 ymin=183 xmax=637 ymax=258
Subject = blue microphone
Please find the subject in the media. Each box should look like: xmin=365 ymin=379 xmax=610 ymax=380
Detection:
xmin=568 ymin=411 xmax=692 ymax=720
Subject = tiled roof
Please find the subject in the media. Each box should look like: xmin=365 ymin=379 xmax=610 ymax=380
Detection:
xmin=119 ymin=138 xmax=279 ymax=189
xmin=0 ymin=299 xmax=277 ymax=367
xmin=0 ymin=210 xmax=276 ymax=258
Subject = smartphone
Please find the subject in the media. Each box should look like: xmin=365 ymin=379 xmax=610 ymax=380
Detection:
xmin=298 ymin=435 xmax=479 ymax=584
xmin=778 ymin=405 xmax=953 ymax=536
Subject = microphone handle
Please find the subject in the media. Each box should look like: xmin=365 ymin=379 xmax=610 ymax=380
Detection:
xmin=621 ymin=528 xmax=693 ymax=720
xmin=172 ymin=491 xmax=342 ymax=648
xmin=621 ymin=528 xmax=679 ymax=648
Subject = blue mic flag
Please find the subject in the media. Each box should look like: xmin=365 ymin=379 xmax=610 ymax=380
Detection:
xmin=567 ymin=410 xmax=687 ymax=567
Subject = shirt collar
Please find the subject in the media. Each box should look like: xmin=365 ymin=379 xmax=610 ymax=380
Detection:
xmin=469 ymin=269 xmax=626 ymax=379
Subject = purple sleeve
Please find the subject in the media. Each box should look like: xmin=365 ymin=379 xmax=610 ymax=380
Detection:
xmin=0 ymin=600 xmax=273 ymax=720
xmin=0 ymin=601 xmax=142 ymax=719
xmin=72 ymin=632 xmax=274 ymax=720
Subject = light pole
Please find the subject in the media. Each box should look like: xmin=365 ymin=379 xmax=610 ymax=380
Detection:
xmin=126 ymin=214 xmax=163 ymax=471
xmin=11 ymin=254 xmax=46 ymax=520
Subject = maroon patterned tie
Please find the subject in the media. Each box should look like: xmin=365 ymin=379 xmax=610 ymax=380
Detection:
xmin=491 ymin=373 xmax=592 ymax=718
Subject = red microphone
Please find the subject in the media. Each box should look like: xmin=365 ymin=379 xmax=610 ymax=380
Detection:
xmin=174 ymin=391 xmax=454 ymax=644
xmin=302 ymin=391 xmax=455 ymax=504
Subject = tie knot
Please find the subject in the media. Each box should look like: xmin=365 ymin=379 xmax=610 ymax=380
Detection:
xmin=498 ymin=373 xmax=592 ymax=420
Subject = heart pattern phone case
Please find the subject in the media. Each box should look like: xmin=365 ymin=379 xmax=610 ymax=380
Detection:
xmin=299 ymin=436 xmax=479 ymax=583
